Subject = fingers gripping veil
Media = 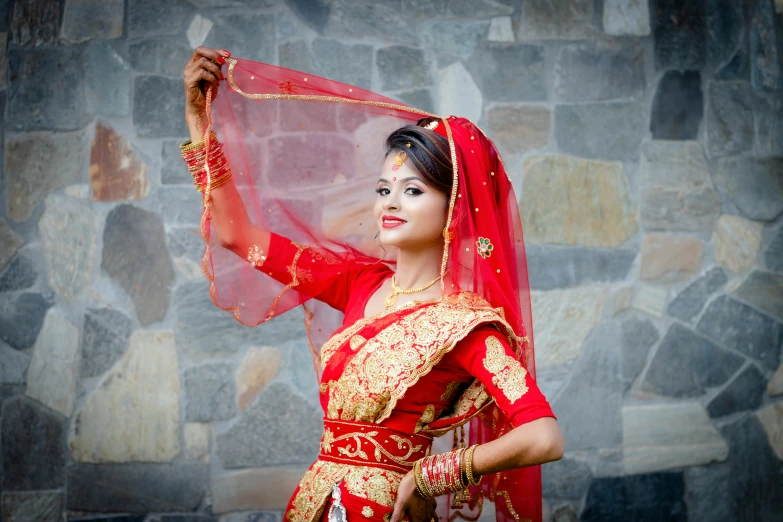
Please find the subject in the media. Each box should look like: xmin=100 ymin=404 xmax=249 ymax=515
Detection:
xmin=199 ymin=58 xmax=540 ymax=522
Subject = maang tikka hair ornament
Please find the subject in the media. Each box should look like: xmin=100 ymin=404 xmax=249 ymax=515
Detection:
xmin=392 ymin=150 xmax=407 ymax=171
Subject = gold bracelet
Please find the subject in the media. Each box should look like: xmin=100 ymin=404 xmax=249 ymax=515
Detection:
xmin=180 ymin=130 xmax=218 ymax=152
xmin=413 ymin=460 xmax=433 ymax=499
xmin=465 ymin=444 xmax=481 ymax=486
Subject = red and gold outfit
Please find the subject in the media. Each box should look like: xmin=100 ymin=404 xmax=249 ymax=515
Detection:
xmin=256 ymin=235 xmax=555 ymax=522
xmin=190 ymin=57 xmax=555 ymax=522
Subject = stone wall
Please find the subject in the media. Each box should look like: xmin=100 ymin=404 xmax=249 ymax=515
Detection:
xmin=0 ymin=1 xmax=781 ymax=521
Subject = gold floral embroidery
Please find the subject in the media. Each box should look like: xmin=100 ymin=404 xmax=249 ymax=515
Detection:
xmin=321 ymin=428 xmax=335 ymax=453
xmin=344 ymin=466 xmax=403 ymax=508
xmin=325 ymin=293 xmax=519 ymax=424
xmin=277 ymin=80 xmax=300 ymax=94
xmin=362 ymin=506 xmax=374 ymax=518
xmin=286 ymin=460 xmax=349 ymax=522
xmin=483 ymin=335 xmax=528 ymax=403
xmin=440 ymin=380 xmax=462 ymax=402
xmin=268 ymin=242 xmax=306 ymax=319
xmin=414 ymin=405 xmax=436 ymax=434
xmin=350 ymin=335 xmax=367 ymax=350
xmin=247 ymin=244 xmax=266 ymax=268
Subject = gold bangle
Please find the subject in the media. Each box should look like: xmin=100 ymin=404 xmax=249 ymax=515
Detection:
xmin=180 ymin=130 xmax=218 ymax=152
xmin=413 ymin=460 xmax=433 ymax=499
xmin=207 ymin=171 xmax=233 ymax=191
xmin=465 ymin=444 xmax=481 ymax=486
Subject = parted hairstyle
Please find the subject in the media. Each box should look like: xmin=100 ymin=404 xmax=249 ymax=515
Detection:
xmin=384 ymin=117 xmax=453 ymax=196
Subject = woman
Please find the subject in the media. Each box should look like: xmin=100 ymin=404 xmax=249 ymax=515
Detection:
xmin=181 ymin=47 xmax=564 ymax=522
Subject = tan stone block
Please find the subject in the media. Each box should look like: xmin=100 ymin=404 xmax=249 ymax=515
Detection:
xmin=89 ymin=122 xmax=149 ymax=202
xmin=531 ymin=287 xmax=607 ymax=369
xmin=212 ymin=467 xmax=307 ymax=513
xmin=713 ymin=215 xmax=762 ymax=274
xmin=236 ymin=347 xmax=282 ymax=412
xmin=631 ymin=284 xmax=669 ymax=317
xmin=767 ymin=363 xmax=783 ymax=397
xmin=623 ymin=402 xmax=729 ymax=473
xmin=756 ymin=402 xmax=783 ymax=461
xmin=486 ymin=105 xmax=551 ymax=155
xmin=612 ymin=286 xmax=633 ymax=316
xmin=520 ymin=154 xmax=637 ymax=247
xmin=69 ymin=331 xmax=180 ymax=463
xmin=640 ymin=233 xmax=704 ymax=281
xmin=184 ymin=423 xmax=210 ymax=461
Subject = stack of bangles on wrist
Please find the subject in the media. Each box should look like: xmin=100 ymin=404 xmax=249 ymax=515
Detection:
xmin=413 ymin=444 xmax=482 ymax=498
xmin=179 ymin=131 xmax=233 ymax=193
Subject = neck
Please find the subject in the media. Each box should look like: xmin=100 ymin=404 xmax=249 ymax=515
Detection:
xmin=393 ymin=241 xmax=445 ymax=291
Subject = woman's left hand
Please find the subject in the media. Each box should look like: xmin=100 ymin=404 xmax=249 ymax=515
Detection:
xmin=390 ymin=473 xmax=438 ymax=522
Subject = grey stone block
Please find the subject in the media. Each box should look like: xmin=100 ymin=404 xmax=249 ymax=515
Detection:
xmin=582 ymin=472 xmax=687 ymax=522
xmin=642 ymin=322 xmax=744 ymax=398
xmin=466 ymin=44 xmax=546 ymax=102
xmin=706 ymin=0 xmax=747 ymax=78
xmin=667 ymin=267 xmax=728 ymax=322
xmin=80 ymin=308 xmax=134 ymax=380
xmin=62 ymin=0 xmax=124 ymax=42
xmin=216 ymin=382 xmax=321 ymax=467
xmin=174 ymin=281 xmax=307 ymax=358
xmin=766 ymin=227 xmax=783 ymax=273
xmin=650 ymin=70 xmax=703 ymax=140
xmin=685 ymin=462 xmax=733 ymax=522
xmin=698 ymin=295 xmax=783 ymax=370
xmin=323 ymin=0 xmax=416 ymax=44
xmin=0 ymin=219 xmax=22 ymax=272
xmin=129 ymin=38 xmax=193 ymax=77
xmin=0 ymin=491 xmax=63 ymax=522
xmin=162 ymin=140 xmax=192 ymax=185
xmin=133 ymin=75 xmax=188 ymax=139
xmin=652 ymin=0 xmax=706 ymax=69
xmin=127 ymin=0 xmax=192 ymax=38
xmin=86 ymin=42 xmax=130 ymax=117
xmin=285 ymin=0 xmax=329 ymax=33
xmin=10 ymin=0 xmax=63 ymax=47
xmin=0 ymin=292 xmax=53 ymax=350
xmin=0 ymin=254 xmax=36 ymax=292
xmin=526 ymin=245 xmax=636 ymax=291
xmin=706 ymin=364 xmax=766 ymax=418
xmin=1 ymin=397 xmax=65 ymax=490
xmin=517 ymin=0 xmax=597 ymax=40
xmin=620 ymin=314 xmax=660 ymax=389
xmin=550 ymin=321 xmax=623 ymax=451
xmin=733 ymin=270 xmax=783 ymax=323
xmin=377 ymin=46 xmax=431 ymax=91
xmin=102 ymin=204 xmax=174 ymax=326
xmin=395 ymin=89 xmax=435 ymax=115
xmin=419 ymin=19 xmax=489 ymax=66
xmin=184 ymin=362 xmax=238 ymax=422
xmin=0 ymin=340 xmax=30 ymax=384
xmin=755 ymin=94 xmax=783 ymax=157
xmin=713 ymin=155 xmax=783 ymax=222
xmin=554 ymin=102 xmax=645 ymax=161
xmin=312 ymin=38 xmax=372 ymax=90
xmin=751 ymin=0 xmax=782 ymax=92
xmin=704 ymin=81 xmax=755 ymax=159
xmin=7 ymin=47 xmax=89 ymax=130
xmin=554 ymin=43 xmax=646 ymax=102
xmin=542 ymin=457 xmax=593 ymax=499
xmin=204 ymin=13 xmax=275 ymax=64
xmin=66 ymin=462 xmax=209 ymax=513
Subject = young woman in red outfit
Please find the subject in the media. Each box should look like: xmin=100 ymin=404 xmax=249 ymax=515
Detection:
xmin=181 ymin=46 xmax=564 ymax=522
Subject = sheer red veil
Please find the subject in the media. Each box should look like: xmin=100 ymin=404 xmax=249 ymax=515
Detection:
xmin=200 ymin=58 xmax=540 ymax=522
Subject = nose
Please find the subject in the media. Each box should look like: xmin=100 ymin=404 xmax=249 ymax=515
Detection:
xmin=382 ymin=188 xmax=400 ymax=211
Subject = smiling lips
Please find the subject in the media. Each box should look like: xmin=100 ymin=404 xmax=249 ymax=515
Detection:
xmin=382 ymin=215 xmax=407 ymax=228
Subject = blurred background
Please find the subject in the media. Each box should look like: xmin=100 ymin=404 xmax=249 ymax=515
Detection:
xmin=1 ymin=0 xmax=782 ymax=521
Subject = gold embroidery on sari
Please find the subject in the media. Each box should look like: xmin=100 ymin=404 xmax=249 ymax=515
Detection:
xmin=350 ymin=335 xmax=367 ymax=350
xmin=483 ymin=335 xmax=528 ymax=403
xmin=268 ymin=242 xmax=306 ymax=319
xmin=441 ymin=380 xmax=462 ymax=402
xmin=324 ymin=293 xmax=522 ymax=424
xmin=286 ymin=460 xmax=349 ymax=522
xmin=414 ymin=404 xmax=436 ymax=434
xmin=344 ymin=466 xmax=402 ymax=508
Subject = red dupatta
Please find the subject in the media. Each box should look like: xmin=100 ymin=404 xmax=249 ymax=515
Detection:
xmin=199 ymin=58 xmax=539 ymax=522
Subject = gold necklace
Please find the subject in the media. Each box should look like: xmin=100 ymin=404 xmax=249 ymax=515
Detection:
xmin=385 ymin=273 xmax=442 ymax=309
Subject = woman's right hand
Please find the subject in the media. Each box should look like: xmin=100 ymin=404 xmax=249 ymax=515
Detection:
xmin=183 ymin=47 xmax=230 ymax=136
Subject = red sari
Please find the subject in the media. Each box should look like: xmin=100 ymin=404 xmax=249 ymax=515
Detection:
xmin=258 ymin=233 xmax=555 ymax=522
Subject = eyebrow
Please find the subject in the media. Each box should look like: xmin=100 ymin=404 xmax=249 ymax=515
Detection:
xmin=377 ymin=176 xmax=421 ymax=184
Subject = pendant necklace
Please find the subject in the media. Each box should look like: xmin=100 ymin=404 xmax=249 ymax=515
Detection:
xmin=385 ymin=273 xmax=442 ymax=309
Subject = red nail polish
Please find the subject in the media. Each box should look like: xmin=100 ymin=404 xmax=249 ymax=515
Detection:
xmin=218 ymin=56 xmax=225 ymax=64
xmin=222 ymin=50 xmax=231 ymax=57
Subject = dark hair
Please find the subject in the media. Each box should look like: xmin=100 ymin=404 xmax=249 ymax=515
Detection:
xmin=384 ymin=117 xmax=453 ymax=195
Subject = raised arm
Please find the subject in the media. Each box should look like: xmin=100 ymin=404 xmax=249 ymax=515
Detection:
xmin=182 ymin=46 xmax=270 ymax=257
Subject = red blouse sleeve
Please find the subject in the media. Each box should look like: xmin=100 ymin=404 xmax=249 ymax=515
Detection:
xmin=254 ymin=232 xmax=371 ymax=313
xmin=450 ymin=326 xmax=556 ymax=427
